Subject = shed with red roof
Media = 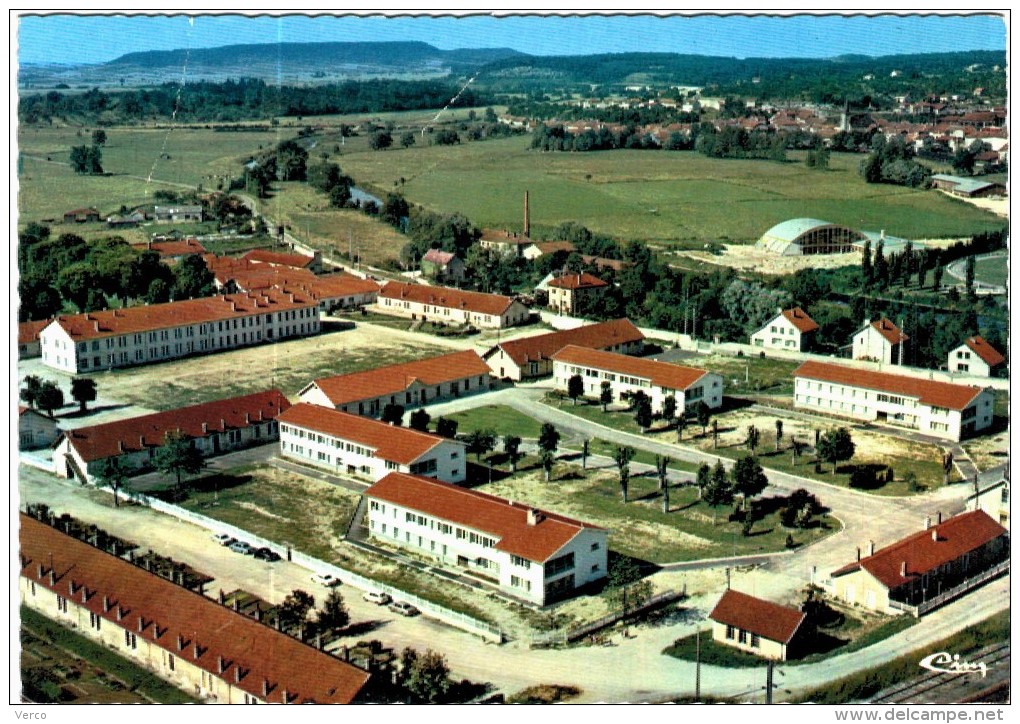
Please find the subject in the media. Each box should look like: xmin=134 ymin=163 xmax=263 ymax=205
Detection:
xmin=709 ymin=589 xmax=808 ymax=660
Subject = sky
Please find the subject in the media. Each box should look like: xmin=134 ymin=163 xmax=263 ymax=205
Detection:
xmin=14 ymin=12 xmax=1009 ymax=66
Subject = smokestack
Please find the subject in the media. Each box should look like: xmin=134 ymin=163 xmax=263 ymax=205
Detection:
xmin=527 ymin=509 xmax=543 ymax=526
xmin=856 ymin=547 xmax=861 ymax=562
xmin=937 ymin=511 xmax=942 ymax=525
xmin=924 ymin=515 xmax=932 ymax=530
xmin=524 ymin=190 xmax=530 ymax=237
xmin=869 ymin=540 xmax=875 ymax=556
xmin=932 ymin=529 xmax=938 ymax=542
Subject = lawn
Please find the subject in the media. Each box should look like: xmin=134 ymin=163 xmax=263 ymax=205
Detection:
xmin=478 ymin=464 xmax=834 ymax=564
xmin=446 ymin=404 xmax=548 ymax=440
xmin=973 ymin=251 xmax=1008 ymax=288
xmin=335 ymin=137 xmax=1004 ymax=246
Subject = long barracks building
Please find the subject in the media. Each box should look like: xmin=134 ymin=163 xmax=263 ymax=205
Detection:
xmin=18 ymin=514 xmax=370 ymax=703
xmin=39 ymin=290 xmax=321 ymax=374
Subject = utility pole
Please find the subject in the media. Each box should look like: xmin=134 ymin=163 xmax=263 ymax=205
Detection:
xmin=766 ymin=660 xmax=774 ymax=704
xmin=695 ymin=627 xmax=701 ymax=703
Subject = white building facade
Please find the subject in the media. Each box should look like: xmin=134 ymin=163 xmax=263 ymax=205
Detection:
xmin=793 ymin=361 xmax=994 ymax=442
xmin=277 ymin=404 xmax=466 ymax=483
xmin=852 ymin=318 xmax=907 ymax=364
xmin=750 ymin=308 xmax=818 ymax=352
xmin=364 ymin=473 xmax=608 ymax=605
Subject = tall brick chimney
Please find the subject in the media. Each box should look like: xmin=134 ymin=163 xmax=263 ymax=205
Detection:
xmin=523 ymin=190 xmax=530 ymax=237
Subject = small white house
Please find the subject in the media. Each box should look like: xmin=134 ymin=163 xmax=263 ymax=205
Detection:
xmin=364 ymin=472 xmax=608 ymax=605
xmin=18 ymin=407 xmax=59 ymax=450
xmin=948 ymin=336 xmax=1005 ymax=377
xmin=277 ymin=403 xmax=466 ymax=484
xmin=750 ymin=307 xmax=819 ymax=352
xmin=853 ymin=318 xmax=908 ymax=364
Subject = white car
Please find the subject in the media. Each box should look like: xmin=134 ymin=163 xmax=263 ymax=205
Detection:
xmin=211 ymin=533 xmax=234 ymax=546
xmin=312 ymin=572 xmax=342 ymax=588
xmin=363 ymin=591 xmax=392 ymax=606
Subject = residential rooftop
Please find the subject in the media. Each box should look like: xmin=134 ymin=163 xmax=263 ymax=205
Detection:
xmin=379 ymin=281 xmax=518 ymax=317
xmin=553 ymin=345 xmax=709 ymax=391
xmin=709 ymin=589 xmax=806 ymax=645
xmin=487 ymin=318 xmax=644 ymax=367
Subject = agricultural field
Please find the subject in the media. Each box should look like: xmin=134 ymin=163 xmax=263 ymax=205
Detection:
xmin=334 ymin=135 xmax=1005 ymax=246
xmin=973 ymin=251 xmax=1009 ymax=288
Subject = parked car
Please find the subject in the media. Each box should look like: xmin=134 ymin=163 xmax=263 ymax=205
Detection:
xmin=211 ymin=532 xmax=234 ymax=546
xmin=388 ymin=601 xmax=420 ymax=617
xmin=363 ymin=591 xmax=392 ymax=606
xmin=253 ymin=547 xmax=281 ymax=562
xmin=228 ymin=541 xmax=254 ymax=555
xmin=312 ymin=572 xmax=342 ymax=588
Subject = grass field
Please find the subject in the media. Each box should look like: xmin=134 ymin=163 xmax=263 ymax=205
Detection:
xmin=334 ymin=137 xmax=1005 ymax=245
xmin=446 ymin=404 xmax=548 ymax=440
xmin=973 ymin=252 xmax=1008 ymax=287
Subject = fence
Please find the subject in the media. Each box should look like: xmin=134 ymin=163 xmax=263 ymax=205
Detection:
xmin=527 ymin=589 xmax=685 ymax=648
xmin=114 ymin=487 xmax=504 ymax=643
xmin=893 ymin=559 xmax=1011 ymax=618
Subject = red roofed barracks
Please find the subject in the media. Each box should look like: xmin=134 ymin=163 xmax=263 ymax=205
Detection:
xmin=39 ymin=291 xmax=321 ymax=374
xmin=364 ymin=473 xmax=608 ymax=605
xmin=793 ymin=361 xmax=994 ymax=442
xmin=54 ymin=390 xmax=291 ymax=485
xmin=830 ymin=510 xmax=1008 ymax=617
xmin=18 ymin=514 xmax=370 ymax=703
xmin=298 ymin=350 xmax=491 ymax=416
xmin=377 ymin=281 xmax=531 ymax=329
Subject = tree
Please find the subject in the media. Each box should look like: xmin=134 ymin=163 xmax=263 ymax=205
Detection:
xmin=711 ymin=419 xmax=719 ymax=448
xmin=662 ymin=395 xmax=677 ymax=430
xmin=696 ymin=401 xmax=712 ymax=435
xmin=172 ymin=254 xmax=216 ymax=300
xmin=275 ymin=139 xmax=308 ymax=181
xmin=464 ymin=428 xmax=497 ymax=462
xmin=70 ymin=377 xmax=97 ymax=413
xmin=599 ymin=381 xmax=613 ymax=412
xmin=153 ymin=430 xmax=206 ymax=497
xmin=861 ymin=239 xmax=873 ymax=290
xmin=539 ymin=449 xmax=555 ymax=482
xmin=70 ymin=144 xmax=103 ymax=174
xmin=702 ymin=460 xmax=733 ymax=524
xmin=316 ymin=589 xmax=350 ymax=633
xmin=94 ymin=457 xmax=129 ymax=504
xmin=676 ymin=413 xmax=688 ymax=442
xmin=369 ymin=131 xmax=393 ymax=150
xmin=613 ymin=446 xmax=636 ymax=503
xmin=279 ymin=589 xmax=316 ymax=636
xmin=791 ymin=437 xmax=804 ymax=465
xmin=503 ymin=435 xmax=522 ymax=473
xmin=695 ymin=463 xmax=711 ymax=499
xmin=538 ymin=423 xmax=560 ymax=456
xmin=581 ymin=438 xmax=590 ymax=469
xmin=91 ymin=129 xmax=107 ymax=146
xmin=606 ymin=558 xmax=652 ymax=617
xmin=400 ymin=132 xmax=416 ymax=148
xmin=775 ymin=419 xmax=784 ymax=452
xmin=816 ymin=427 xmax=856 ymax=474
xmin=20 ymin=375 xmax=43 ymax=409
xmin=381 ymin=403 xmax=405 ymax=426
xmin=567 ymin=374 xmax=584 ymax=405
xmin=655 ymin=454 xmax=670 ymax=491
xmin=634 ymin=395 xmax=653 ymax=433
xmin=402 ymin=648 xmax=452 ymax=703
xmin=37 ymin=381 xmax=64 ymax=417
xmin=731 ymin=455 xmax=769 ymax=508
xmin=933 ymin=265 xmax=945 ymax=293
xmin=746 ymin=424 xmax=760 ymax=453
xmin=435 ymin=417 xmax=458 ymax=438
xmin=408 ymin=408 xmax=431 ymax=432
xmin=965 ymin=255 xmax=977 ymax=299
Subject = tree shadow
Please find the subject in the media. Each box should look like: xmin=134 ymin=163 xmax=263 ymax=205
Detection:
xmin=339 ymin=619 xmax=389 ymax=638
xmin=59 ymin=403 xmax=133 ymax=419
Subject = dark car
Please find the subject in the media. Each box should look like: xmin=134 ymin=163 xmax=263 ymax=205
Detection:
xmin=253 ymin=547 xmax=281 ymax=562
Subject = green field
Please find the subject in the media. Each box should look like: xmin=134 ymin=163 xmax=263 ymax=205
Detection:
xmin=334 ymin=136 xmax=1005 ymax=245
xmin=973 ymin=252 xmax=1008 ymax=287
xmin=446 ymin=404 xmax=548 ymax=440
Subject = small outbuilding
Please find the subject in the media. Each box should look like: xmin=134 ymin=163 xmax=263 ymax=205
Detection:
xmin=709 ymin=589 xmax=808 ymax=661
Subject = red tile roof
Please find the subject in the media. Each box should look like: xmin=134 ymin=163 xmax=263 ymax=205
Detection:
xmin=63 ymin=390 xmax=291 ymax=464
xmin=865 ymin=318 xmax=910 ymax=345
xmin=548 ymin=272 xmax=609 ymax=290
xmin=794 ymin=360 xmax=986 ymax=411
xmin=580 ymin=255 xmax=631 ymax=272
xmin=831 ymin=510 xmax=1007 ymax=589
xmin=18 ymin=515 xmax=369 ymax=703
xmin=487 ymin=318 xmax=644 ymax=367
xmin=422 ymin=249 xmax=457 ymax=265
xmin=479 ymin=229 xmax=534 ymax=246
xmin=131 ymin=238 xmax=207 ymax=257
xmin=379 ymin=281 xmax=518 ymax=317
xmin=781 ymin=307 xmax=819 ymax=334
xmin=365 ymin=473 xmax=603 ymax=562
xmin=243 ymin=249 xmax=316 ymax=268
xmin=205 ymin=255 xmax=379 ymax=301
xmin=553 ymin=345 xmax=709 ymax=391
xmin=709 ymin=589 xmax=806 ymax=645
xmin=277 ymin=404 xmax=453 ymax=465
xmin=307 ymin=351 xmax=489 ymax=406
xmin=46 ymin=291 xmax=318 ymax=342
xmin=19 ymin=319 xmax=49 ymax=345
xmin=962 ymin=336 xmax=1006 ymax=367
xmin=528 ymin=241 xmax=577 ymax=255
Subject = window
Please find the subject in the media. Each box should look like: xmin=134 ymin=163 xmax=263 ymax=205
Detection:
xmin=751 ymin=634 xmax=760 ymax=648
xmin=545 ymin=552 xmax=575 ymax=578
xmin=56 ymin=596 xmax=68 ymax=613
xmin=591 ymin=542 xmax=600 ymax=552
xmin=168 ymin=653 xmax=175 ymax=671
xmin=125 ymin=631 xmax=138 ymax=649
xmin=738 ymin=629 xmax=748 ymax=644
xmin=726 ymin=625 xmax=735 ymax=639
xmin=90 ymin=612 xmax=101 ymax=630
xmin=511 ymin=555 xmax=531 ymax=569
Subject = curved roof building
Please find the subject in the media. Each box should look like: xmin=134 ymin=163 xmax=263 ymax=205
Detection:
xmin=756 ymin=218 xmax=866 ymax=255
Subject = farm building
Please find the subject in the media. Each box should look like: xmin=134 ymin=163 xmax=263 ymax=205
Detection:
xmin=62 ymin=207 xmax=100 ymax=224
xmin=756 ymin=218 xmax=866 ymax=256
xmin=931 ymin=174 xmax=1007 ymax=198
xmin=153 ymin=205 xmax=204 ymax=223
xmin=18 ymin=514 xmax=371 ymax=703
xmin=709 ymin=590 xmax=808 ymax=661
xmin=364 ymin=472 xmax=608 ymax=605
xmin=830 ymin=510 xmax=1009 ymax=617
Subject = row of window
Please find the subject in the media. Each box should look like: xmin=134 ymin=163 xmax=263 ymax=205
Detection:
xmin=725 ymin=625 xmax=761 ymax=648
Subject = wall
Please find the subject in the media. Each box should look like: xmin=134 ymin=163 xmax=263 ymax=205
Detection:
xmin=710 ymin=619 xmax=787 ymax=660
